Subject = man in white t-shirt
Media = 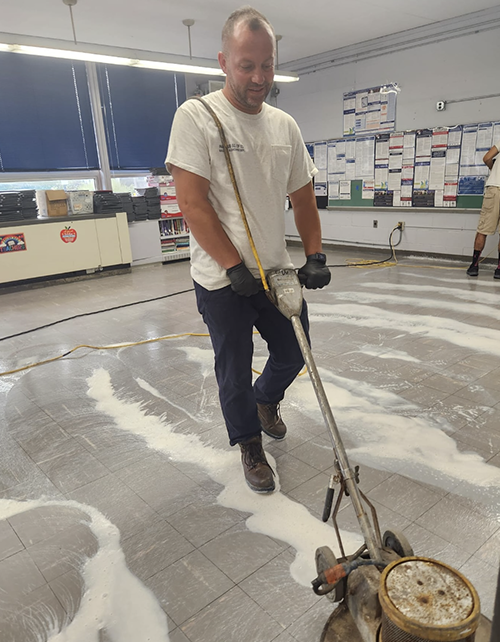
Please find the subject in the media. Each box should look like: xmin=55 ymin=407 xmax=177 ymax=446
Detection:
xmin=466 ymin=141 xmax=500 ymax=278
xmin=166 ymin=7 xmax=330 ymax=493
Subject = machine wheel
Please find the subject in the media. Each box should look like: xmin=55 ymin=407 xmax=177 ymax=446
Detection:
xmin=315 ymin=546 xmax=346 ymax=603
xmin=382 ymin=529 xmax=414 ymax=558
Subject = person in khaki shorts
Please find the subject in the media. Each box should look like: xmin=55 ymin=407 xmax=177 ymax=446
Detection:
xmin=467 ymin=140 xmax=500 ymax=278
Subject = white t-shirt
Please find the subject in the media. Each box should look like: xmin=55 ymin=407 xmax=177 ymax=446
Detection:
xmin=485 ymin=141 xmax=500 ymax=188
xmin=166 ymin=90 xmax=317 ymax=290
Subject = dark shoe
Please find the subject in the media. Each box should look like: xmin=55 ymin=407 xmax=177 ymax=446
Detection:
xmin=495 ymin=268 xmax=500 ymax=279
xmin=466 ymin=264 xmax=479 ymax=277
xmin=239 ymin=436 xmax=275 ymax=493
xmin=257 ymin=402 xmax=287 ymax=440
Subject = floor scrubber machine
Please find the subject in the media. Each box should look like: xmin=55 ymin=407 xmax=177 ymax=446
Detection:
xmin=266 ymin=268 xmax=492 ymax=642
xmin=193 ymin=95 xmax=493 ymax=642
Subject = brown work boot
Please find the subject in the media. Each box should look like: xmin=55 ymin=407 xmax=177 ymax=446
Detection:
xmin=239 ymin=436 xmax=275 ymax=493
xmin=257 ymin=402 xmax=287 ymax=440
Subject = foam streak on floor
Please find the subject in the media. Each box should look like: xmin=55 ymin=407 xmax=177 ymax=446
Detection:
xmin=0 ymin=247 xmax=499 ymax=642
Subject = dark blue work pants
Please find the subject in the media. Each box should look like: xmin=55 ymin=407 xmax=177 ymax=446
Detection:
xmin=194 ymin=281 xmax=310 ymax=446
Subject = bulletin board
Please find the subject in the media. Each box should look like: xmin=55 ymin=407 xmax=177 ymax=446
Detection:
xmin=307 ymin=120 xmax=500 ymax=210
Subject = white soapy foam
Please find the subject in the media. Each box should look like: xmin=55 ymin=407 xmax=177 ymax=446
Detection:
xmin=354 ymin=345 xmax=421 ymax=363
xmin=160 ymin=347 xmax=500 ymax=494
xmin=285 ymin=364 xmax=500 ymax=494
xmin=0 ymin=498 xmax=170 ymax=642
xmin=335 ymin=291 xmax=500 ymax=323
xmin=87 ymin=369 xmax=363 ymax=586
xmin=364 ymin=281 xmax=500 ymax=304
xmin=309 ymin=303 xmax=500 ymax=358
xmin=400 ymin=272 xmax=500 ymax=287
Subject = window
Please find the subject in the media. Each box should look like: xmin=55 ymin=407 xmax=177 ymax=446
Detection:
xmin=0 ymin=53 xmax=99 ymax=172
xmin=98 ymin=65 xmax=186 ymax=171
xmin=0 ymin=178 xmax=97 ymax=192
xmin=110 ymin=174 xmax=150 ymax=194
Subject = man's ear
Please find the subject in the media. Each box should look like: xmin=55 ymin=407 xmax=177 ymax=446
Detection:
xmin=218 ymin=51 xmax=227 ymax=74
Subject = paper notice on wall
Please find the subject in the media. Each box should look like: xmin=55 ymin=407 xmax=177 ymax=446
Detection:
xmin=327 ymin=143 xmax=336 ymax=170
xmin=446 ymin=147 xmax=461 ymax=164
xmin=401 ymin=184 xmax=413 ymax=198
xmin=404 ymin=132 xmax=416 ymax=149
xmin=444 ymin=181 xmax=458 ymax=207
xmin=401 ymin=164 xmax=414 ymax=180
xmin=393 ymin=191 xmax=402 ymax=207
xmin=444 ymin=181 xmax=458 ymax=197
xmin=346 ymin=140 xmax=356 ymax=159
xmin=416 ymin=135 xmax=432 ymax=157
xmin=339 ymin=180 xmax=351 ymax=199
xmin=434 ymin=190 xmax=444 ymax=207
xmin=448 ymin=127 xmax=462 ymax=147
xmin=346 ymin=159 xmax=356 ymax=180
xmin=362 ymin=180 xmax=375 ymax=199
xmin=375 ymin=165 xmax=389 ymax=190
xmin=376 ymin=140 xmax=389 ymax=159
xmin=445 ymin=163 xmax=459 ymax=179
xmin=329 ymin=181 xmax=340 ymax=199
xmin=314 ymin=182 xmax=327 ymax=196
xmin=429 ymin=156 xmax=446 ymax=190
xmin=414 ymin=162 xmax=430 ymax=189
xmin=493 ymin=122 xmax=500 ymax=143
xmin=432 ymin=129 xmax=448 ymax=148
xmin=316 ymin=169 xmax=327 ymax=183
xmin=477 ymin=123 xmax=493 ymax=150
xmin=314 ymin=142 xmax=328 ymax=170
xmin=389 ymin=154 xmax=403 ymax=170
xmin=403 ymin=146 xmax=415 ymax=161
xmin=388 ymin=170 xmax=402 ymax=191
xmin=461 ymin=127 xmax=477 ymax=166
xmin=355 ymin=137 xmax=375 ymax=178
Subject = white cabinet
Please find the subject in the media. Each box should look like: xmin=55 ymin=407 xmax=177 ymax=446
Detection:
xmin=0 ymin=212 xmax=132 ymax=285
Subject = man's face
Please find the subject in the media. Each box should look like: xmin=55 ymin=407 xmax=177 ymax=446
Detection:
xmin=218 ymin=23 xmax=275 ymax=114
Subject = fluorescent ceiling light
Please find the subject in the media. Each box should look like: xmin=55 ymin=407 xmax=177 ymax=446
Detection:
xmin=0 ymin=35 xmax=299 ymax=82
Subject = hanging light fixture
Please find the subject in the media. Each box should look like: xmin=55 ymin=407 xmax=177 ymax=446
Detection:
xmin=0 ymin=8 xmax=299 ymax=83
xmin=182 ymin=19 xmax=195 ymax=59
xmin=62 ymin=0 xmax=78 ymax=45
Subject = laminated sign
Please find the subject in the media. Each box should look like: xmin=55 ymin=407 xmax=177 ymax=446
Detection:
xmin=0 ymin=233 xmax=27 ymax=253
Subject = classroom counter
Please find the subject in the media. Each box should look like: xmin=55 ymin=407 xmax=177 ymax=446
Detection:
xmin=0 ymin=212 xmax=132 ymax=286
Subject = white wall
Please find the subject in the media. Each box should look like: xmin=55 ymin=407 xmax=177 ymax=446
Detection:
xmin=280 ymin=29 xmax=500 ymax=259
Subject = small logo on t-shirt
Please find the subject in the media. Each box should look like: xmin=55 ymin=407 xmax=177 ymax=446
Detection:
xmin=219 ymin=143 xmax=245 ymax=153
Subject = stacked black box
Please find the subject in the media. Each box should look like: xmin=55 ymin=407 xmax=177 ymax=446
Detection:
xmin=0 ymin=190 xmax=38 ymax=222
xmin=143 ymin=187 xmax=161 ymax=219
xmin=132 ymin=196 xmax=148 ymax=221
xmin=93 ymin=191 xmax=122 ymax=214
xmin=115 ymin=193 xmax=135 ymax=222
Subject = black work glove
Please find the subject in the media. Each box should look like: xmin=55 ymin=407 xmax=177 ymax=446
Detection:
xmin=298 ymin=253 xmax=331 ymax=289
xmin=227 ymin=262 xmax=260 ymax=297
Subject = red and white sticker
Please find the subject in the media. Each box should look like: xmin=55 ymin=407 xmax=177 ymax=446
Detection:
xmin=60 ymin=226 xmax=77 ymax=243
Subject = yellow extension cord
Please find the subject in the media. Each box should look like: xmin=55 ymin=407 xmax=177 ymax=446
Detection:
xmin=0 ymin=330 xmax=307 ymax=378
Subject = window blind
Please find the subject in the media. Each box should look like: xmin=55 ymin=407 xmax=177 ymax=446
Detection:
xmin=0 ymin=52 xmax=98 ymax=172
xmin=97 ymin=65 xmax=186 ymax=171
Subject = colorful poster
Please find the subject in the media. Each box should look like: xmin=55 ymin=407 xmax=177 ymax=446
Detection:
xmin=0 ymin=233 xmax=27 ymax=253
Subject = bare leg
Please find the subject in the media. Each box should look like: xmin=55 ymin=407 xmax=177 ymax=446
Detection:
xmin=474 ymin=232 xmax=487 ymax=252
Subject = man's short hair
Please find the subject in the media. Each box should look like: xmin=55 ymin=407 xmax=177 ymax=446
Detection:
xmin=222 ymin=6 xmax=275 ymax=54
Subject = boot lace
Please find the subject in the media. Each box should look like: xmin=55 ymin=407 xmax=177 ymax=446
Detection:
xmin=242 ymin=441 xmax=272 ymax=472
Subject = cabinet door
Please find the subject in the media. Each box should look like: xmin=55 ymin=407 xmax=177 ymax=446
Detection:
xmin=95 ymin=217 xmax=123 ymax=266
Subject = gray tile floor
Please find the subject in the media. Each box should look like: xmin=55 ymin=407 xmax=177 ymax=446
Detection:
xmin=1 ymin=246 xmax=499 ymax=641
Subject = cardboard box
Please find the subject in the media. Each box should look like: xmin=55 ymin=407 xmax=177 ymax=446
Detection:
xmin=67 ymin=191 xmax=93 ymax=215
xmin=45 ymin=190 xmax=68 ymax=217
